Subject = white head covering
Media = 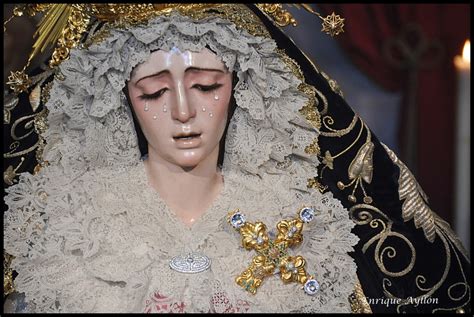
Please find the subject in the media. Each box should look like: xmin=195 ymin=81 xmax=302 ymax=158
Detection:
xmin=43 ymin=13 xmax=317 ymax=184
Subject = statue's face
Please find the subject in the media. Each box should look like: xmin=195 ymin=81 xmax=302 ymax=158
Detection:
xmin=128 ymin=48 xmax=233 ymax=169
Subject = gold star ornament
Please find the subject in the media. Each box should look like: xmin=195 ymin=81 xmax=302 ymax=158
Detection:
xmin=321 ymin=12 xmax=345 ymax=37
xmin=7 ymin=70 xmax=32 ymax=94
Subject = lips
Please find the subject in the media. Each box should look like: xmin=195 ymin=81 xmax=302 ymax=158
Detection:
xmin=173 ymin=132 xmax=201 ymax=141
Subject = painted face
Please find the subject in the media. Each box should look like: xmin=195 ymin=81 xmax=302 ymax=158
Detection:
xmin=127 ymin=48 xmax=233 ymax=169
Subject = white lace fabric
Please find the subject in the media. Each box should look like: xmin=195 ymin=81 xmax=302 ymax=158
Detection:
xmin=5 ymin=163 xmax=358 ymax=313
xmin=4 ymin=12 xmax=359 ymax=313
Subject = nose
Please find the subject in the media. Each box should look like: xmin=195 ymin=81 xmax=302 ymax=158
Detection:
xmin=171 ymin=81 xmax=196 ymax=123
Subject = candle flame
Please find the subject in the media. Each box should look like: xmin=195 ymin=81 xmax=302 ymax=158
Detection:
xmin=462 ymin=40 xmax=470 ymax=63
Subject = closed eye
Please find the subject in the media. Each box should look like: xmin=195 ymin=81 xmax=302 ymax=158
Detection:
xmin=193 ymin=83 xmax=222 ymax=92
xmin=139 ymin=88 xmax=167 ymax=100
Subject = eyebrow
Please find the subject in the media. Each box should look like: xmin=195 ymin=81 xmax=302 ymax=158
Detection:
xmin=134 ymin=67 xmax=225 ymax=85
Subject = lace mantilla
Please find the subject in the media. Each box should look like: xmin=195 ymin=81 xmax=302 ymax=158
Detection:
xmin=5 ymin=163 xmax=358 ymax=313
xmin=42 ymin=12 xmax=315 ymax=177
xmin=4 ymin=12 xmax=359 ymax=313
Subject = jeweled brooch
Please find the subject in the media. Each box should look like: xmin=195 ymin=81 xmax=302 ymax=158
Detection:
xmin=227 ymin=207 xmax=320 ymax=296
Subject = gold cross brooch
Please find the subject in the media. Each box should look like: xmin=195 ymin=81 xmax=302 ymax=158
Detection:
xmin=227 ymin=207 xmax=320 ymax=296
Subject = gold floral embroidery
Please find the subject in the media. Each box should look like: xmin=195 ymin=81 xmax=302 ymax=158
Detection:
xmin=349 ymin=279 xmax=372 ymax=313
xmin=3 ymin=252 xmax=15 ymax=297
xmin=7 ymin=70 xmax=31 ymax=94
xmin=307 ymin=178 xmax=328 ymax=193
xmin=256 ymin=4 xmax=296 ymax=27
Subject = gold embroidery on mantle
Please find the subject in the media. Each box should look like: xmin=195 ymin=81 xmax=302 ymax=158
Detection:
xmin=4 ymin=252 xmax=15 ymax=296
xmin=344 ymin=144 xmax=471 ymax=312
xmin=256 ymin=4 xmax=296 ymax=27
xmin=382 ymin=143 xmax=469 ymax=253
xmin=320 ymin=71 xmax=344 ymax=98
xmin=349 ymin=279 xmax=372 ymax=313
xmin=275 ymin=48 xmax=322 ymax=160
xmin=382 ymin=143 xmax=437 ymax=242
xmin=307 ymin=177 xmax=328 ymax=193
xmin=336 ymin=122 xmax=374 ymax=204
xmin=300 ymin=21 xmax=470 ymax=308
xmin=33 ymin=108 xmax=50 ymax=172
xmin=4 ymin=158 xmax=25 ymax=186
xmin=4 ymin=93 xmax=19 ymax=125
xmin=275 ymin=48 xmax=322 ymax=133
xmin=3 ymin=67 xmax=52 ymax=185
xmin=316 ymin=88 xmax=329 ymax=115
xmin=298 ymin=84 xmax=322 ymax=132
xmin=319 ymin=117 xmax=365 ymax=182
xmin=350 ymin=204 xmax=416 ymax=277
xmin=320 ymin=113 xmax=358 ymax=137
xmin=7 ymin=71 xmax=31 ymax=94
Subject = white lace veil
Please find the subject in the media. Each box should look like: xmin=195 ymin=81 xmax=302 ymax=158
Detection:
xmin=41 ymin=12 xmax=317 ymax=185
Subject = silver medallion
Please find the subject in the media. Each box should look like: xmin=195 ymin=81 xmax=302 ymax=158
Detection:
xmin=169 ymin=253 xmax=211 ymax=273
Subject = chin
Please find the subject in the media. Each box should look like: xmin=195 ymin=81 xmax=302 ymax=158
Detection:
xmin=176 ymin=160 xmax=200 ymax=169
xmin=173 ymin=152 xmax=205 ymax=169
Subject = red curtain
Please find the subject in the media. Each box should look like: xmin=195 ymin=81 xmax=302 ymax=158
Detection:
xmin=318 ymin=4 xmax=470 ymax=223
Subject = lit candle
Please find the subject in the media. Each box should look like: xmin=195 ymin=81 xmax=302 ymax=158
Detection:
xmin=453 ymin=40 xmax=470 ymax=255
xmin=454 ymin=40 xmax=470 ymax=71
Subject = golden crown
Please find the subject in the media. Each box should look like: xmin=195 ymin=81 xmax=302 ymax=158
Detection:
xmin=4 ymin=3 xmax=344 ymax=94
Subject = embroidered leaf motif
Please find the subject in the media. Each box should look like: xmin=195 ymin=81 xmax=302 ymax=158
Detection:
xmin=382 ymin=143 xmax=436 ymax=242
xmin=348 ymin=141 xmax=374 ymax=183
xmin=4 ymin=93 xmax=19 ymax=124
xmin=29 ymin=84 xmax=42 ymax=112
xmin=322 ymin=151 xmax=334 ymax=169
xmin=432 ymin=212 xmax=469 ymax=258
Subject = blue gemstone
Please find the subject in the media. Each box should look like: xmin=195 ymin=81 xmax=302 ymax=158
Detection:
xmin=304 ymin=279 xmax=320 ymax=295
xmin=231 ymin=212 xmax=246 ymax=228
xmin=299 ymin=207 xmax=315 ymax=223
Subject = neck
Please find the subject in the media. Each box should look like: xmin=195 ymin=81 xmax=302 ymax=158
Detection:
xmin=144 ymin=147 xmax=223 ymax=226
